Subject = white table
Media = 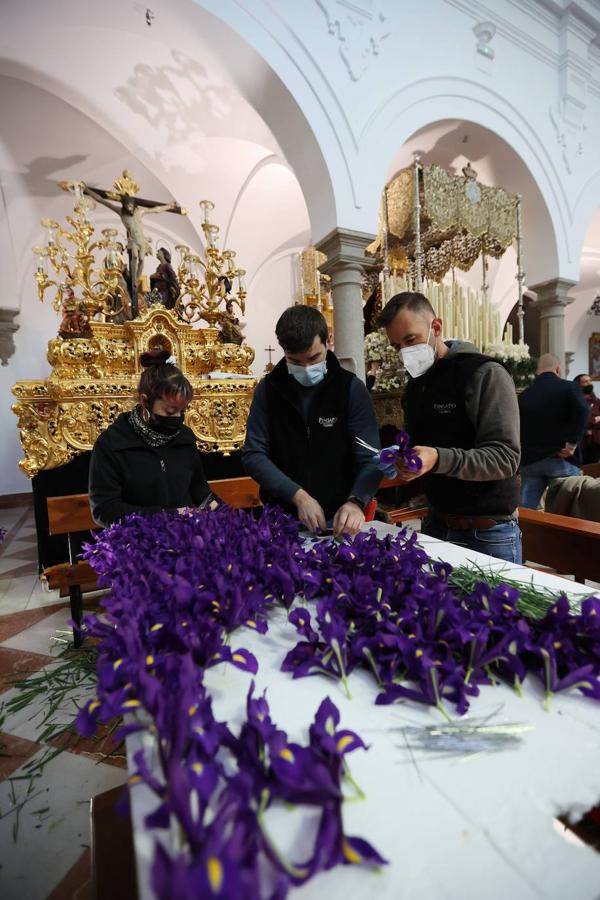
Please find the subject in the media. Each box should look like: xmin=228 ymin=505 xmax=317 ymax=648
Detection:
xmin=127 ymin=523 xmax=600 ymax=900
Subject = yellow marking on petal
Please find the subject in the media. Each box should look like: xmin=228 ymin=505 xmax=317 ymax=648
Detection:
xmin=415 ymin=649 xmax=424 ymax=658
xmin=503 ymin=604 xmax=513 ymax=612
xmin=246 ymin=620 xmax=257 ymax=628
xmin=590 ymin=608 xmax=597 ymax=616
xmin=145 ymin=655 xmax=154 ymax=666
xmin=192 ymin=762 xmax=204 ymax=774
xmin=88 ymin=700 xmax=101 ymax=713
xmin=194 ymin=725 xmax=205 ymax=735
xmin=113 ymin=659 xmax=123 ymax=671
xmin=128 ymin=774 xmax=142 ymax=785
xmin=206 ymin=857 xmax=223 ymax=894
xmin=227 ymin=564 xmax=232 ymax=572
xmin=342 ymin=839 xmax=363 ymax=864
xmin=337 ymin=593 xmax=347 ymax=599
xmin=188 ymin=705 xmax=198 ymax=716
xmin=265 ymin=593 xmax=273 ymax=599
xmin=232 ymin=653 xmax=247 ymax=663
xmin=326 ymin=716 xmax=335 ymax=736
xmin=150 ymin=623 xmax=163 ymax=632
xmin=280 ymin=748 xmax=294 ymax=762
xmin=408 ymin=633 xmax=416 ymax=639
xmin=553 ymin=641 xmax=562 ymax=649
xmin=181 ymin=620 xmax=189 ymax=627
xmin=325 ymin=578 xmax=332 ymax=584
xmin=337 ymin=734 xmax=354 ymax=752
xmin=123 ymin=699 xmax=140 ymax=708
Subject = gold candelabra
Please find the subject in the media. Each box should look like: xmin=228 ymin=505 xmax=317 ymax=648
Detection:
xmin=174 ymin=200 xmax=247 ymax=334
xmin=33 ymin=181 xmax=129 ymax=320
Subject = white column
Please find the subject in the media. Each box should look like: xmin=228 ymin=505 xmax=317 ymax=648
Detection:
xmin=530 ymin=278 xmax=575 ymax=372
xmin=316 ymin=228 xmax=375 ymax=383
xmin=330 ymin=264 xmax=365 ymax=381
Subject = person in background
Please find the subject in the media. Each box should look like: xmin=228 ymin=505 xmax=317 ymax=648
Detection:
xmin=89 ymin=350 xmax=210 ymax=526
xmin=242 ymin=305 xmax=382 ymax=537
xmin=573 ymin=373 xmax=600 ymax=465
xmin=518 ymin=354 xmax=589 ymax=509
xmin=378 ymin=291 xmax=522 ymax=563
xmin=365 ymin=360 xmax=381 ymax=392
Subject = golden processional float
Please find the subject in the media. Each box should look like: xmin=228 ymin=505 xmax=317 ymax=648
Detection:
xmin=367 ymin=160 xmax=526 ymax=351
xmin=11 ymin=172 xmax=256 ymax=478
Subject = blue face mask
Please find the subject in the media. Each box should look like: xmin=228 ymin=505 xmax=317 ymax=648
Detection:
xmin=286 ymin=360 xmax=327 ymax=387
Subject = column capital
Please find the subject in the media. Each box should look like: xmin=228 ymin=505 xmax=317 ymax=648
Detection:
xmin=529 ymin=278 xmax=576 ymax=310
xmin=315 ymin=227 xmax=376 ymax=276
xmin=0 ymin=307 xmax=19 ymax=366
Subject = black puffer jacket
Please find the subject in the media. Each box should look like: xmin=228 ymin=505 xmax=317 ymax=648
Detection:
xmin=89 ymin=412 xmax=209 ymax=526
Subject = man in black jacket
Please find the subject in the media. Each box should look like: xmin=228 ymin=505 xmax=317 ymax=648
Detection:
xmin=519 ymin=353 xmax=588 ymax=509
xmin=379 ymin=291 xmax=522 ymax=563
xmin=242 ymin=306 xmax=382 ymax=536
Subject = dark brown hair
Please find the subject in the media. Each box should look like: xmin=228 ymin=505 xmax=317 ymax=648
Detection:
xmin=377 ymin=292 xmax=436 ymax=328
xmin=275 ymin=305 xmax=328 ymax=353
xmin=137 ymin=350 xmax=192 ymax=406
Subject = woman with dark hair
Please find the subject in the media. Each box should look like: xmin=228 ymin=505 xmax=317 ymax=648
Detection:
xmin=89 ymin=350 xmax=210 ymax=526
xmin=573 ymin=373 xmax=600 ymax=464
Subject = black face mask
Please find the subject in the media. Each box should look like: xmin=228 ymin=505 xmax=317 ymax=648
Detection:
xmin=150 ymin=412 xmax=184 ymax=434
xmin=583 ymin=384 xmax=594 ymax=395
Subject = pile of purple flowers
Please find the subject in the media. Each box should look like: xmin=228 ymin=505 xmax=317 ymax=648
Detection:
xmin=284 ymin=528 xmax=600 ymax=715
xmin=77 ymin=506 xmax=385 ymax=897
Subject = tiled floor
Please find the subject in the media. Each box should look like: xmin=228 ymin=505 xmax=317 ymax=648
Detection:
xmin=0 ymin=507 xmax=128 ymax=900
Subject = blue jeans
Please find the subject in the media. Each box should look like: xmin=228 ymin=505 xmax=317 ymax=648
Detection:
xmin=520 ymin=457 xmax=581 ymax=510
xmin=422 ymin=516 xmax=522 ymax=564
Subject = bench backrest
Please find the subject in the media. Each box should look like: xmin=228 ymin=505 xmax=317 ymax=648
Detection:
xmin=46 ymin=476 xmax=263 ymax=537
xmin=518 ymin=506 xmax=600 ymax=582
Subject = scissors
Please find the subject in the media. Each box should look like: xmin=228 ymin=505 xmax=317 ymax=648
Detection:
xmin=355 ymin=436 xmax=380 ymax=454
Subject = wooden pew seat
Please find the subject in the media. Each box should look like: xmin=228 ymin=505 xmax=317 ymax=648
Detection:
xmin=44 ymin=477 xmax=262 ymax=647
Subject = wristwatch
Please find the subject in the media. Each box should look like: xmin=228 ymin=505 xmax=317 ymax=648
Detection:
xmin=346 ymin=496 xmax=365 ymax=512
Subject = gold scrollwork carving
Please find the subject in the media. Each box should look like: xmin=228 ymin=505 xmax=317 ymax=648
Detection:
xmin=12 ymin=307 xmax=256 ymax=475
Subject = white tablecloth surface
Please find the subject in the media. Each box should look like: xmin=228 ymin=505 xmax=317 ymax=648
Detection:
xmin=127 ymin=523 xmax=600 ymax=900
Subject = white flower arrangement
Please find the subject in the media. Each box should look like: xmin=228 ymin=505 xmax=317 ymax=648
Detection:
xmin=364 ymin=329 xmax=390 ymax=363
xmin=484 ymin=342 xmax=531 ymax=363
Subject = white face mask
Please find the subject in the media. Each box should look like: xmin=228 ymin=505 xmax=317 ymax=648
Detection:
xmin=286 ymin=360 xmax=327 ymax=387
xmin=400 ymin=323 xmax=436 ymax=378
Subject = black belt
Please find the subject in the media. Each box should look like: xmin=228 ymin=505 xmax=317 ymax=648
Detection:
xmin=432 ymin=511 xmax=516 ymax=531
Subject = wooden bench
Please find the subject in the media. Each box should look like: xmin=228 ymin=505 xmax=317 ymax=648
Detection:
xmin=43 ymin=477 xmax=262 ymax=647
xmin=518 ymin=506 xmax=600 ymax=583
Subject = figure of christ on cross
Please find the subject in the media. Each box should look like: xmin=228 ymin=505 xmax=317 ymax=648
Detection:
xmin=83 ymin=182 xmax=186 ymax=316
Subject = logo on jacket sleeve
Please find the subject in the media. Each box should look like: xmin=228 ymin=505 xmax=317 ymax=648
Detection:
xmin=318 ymin=416 xmax=338 ymax=428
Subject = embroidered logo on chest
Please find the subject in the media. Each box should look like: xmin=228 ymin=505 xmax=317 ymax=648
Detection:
xmin=318 ymin=416 xmax=338 ymax=428
xmin=433 ymin=402 xmax=456 ymax=414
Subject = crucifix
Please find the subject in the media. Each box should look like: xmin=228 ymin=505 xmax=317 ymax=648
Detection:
xmin=264 ymin=344 xmax=276 ymax=373
xmin=82 ymin=170 xmax=187 ymax=317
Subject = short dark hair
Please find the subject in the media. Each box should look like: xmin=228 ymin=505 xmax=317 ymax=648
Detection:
xmin=137 ymin=350 xmax=192 ymax=406
xmin=275 ymin=305 xmax=328 ymax=353
xmin=377 ymin=292 xmax=436 ymax=328
xmin=573 ymin=373 xmax=589 ymax=384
